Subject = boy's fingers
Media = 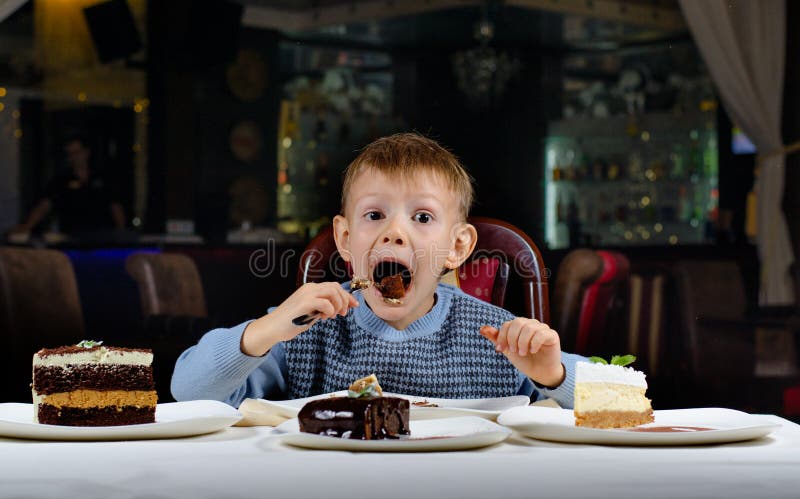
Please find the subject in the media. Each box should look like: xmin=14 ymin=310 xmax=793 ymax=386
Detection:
xmin=530 ymin=327 xmax=557 ymax=353
xmin=505 ymin=320 xmax=525 ymax=354
xmin=338 ymin=290 xmax=359 ymax=315
xmin=479 ymin=325 xmax=499 ymax=344
xmin=529 ymin=330 xmax=546 ymax=354
xmin=312 ymin=299 xmax=336 ymax=319
xmin=517 ymin=326 xmax=535 ymax=357
xmin=496 ymin=322 xmax=511 ymax=352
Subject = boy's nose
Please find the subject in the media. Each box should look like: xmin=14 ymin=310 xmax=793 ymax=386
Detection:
xmin=380 ymin=224 xmax=407 ymax=246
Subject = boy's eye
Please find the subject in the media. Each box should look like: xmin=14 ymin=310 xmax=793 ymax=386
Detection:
xmin=413 ymin=212 xmax=432 ymax=224
xmin=365 ymin=211 xmax=384 ymax=221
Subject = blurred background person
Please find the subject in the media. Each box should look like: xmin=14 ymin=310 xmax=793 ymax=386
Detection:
xmin=12 ymin=134 xmax=126 ymax=239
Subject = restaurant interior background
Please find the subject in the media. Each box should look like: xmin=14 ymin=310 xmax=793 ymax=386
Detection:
xmin=0 ymin=0 xmax=798 ymax=419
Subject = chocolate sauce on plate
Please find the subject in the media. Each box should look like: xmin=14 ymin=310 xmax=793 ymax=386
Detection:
xmin=626 ymin=426 xmax=713 ymax=433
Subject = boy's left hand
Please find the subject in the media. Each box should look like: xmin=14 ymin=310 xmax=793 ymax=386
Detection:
xmin=480 ymin=318 xmax=565 ymax=388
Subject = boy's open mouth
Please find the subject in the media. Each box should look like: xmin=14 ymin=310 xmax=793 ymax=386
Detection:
xmin=372 ymin=261 xmax=412 ymax=303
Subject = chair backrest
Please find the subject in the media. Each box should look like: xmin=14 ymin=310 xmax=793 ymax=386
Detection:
xmin=626 ymin=264 xmax=669 ymax=377
xmin=125 ymin=252 xmax=208 ymax=318
xmin=0 ymin=247 xmax=85 ymax=401
xmin=296 ymin=216 xmax=549 ymax=321
xmin=553 ymin=249 xmax=630 ymax=355
xmin=672 ymin=259 xmax=753 ymax=379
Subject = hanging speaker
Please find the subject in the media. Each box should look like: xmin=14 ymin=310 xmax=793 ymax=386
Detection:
xmin=83 ymin=0 xmax=142 ymax=64
xmin=170 ymin=0 xmax=244 ymax=68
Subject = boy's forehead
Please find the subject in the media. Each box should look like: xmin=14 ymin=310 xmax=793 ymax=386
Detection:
xmin=350 ymin=168 xmax=453 ymax=196
xmin=345 ymin=168 xmax=458 ymax=210
xmin=353 ymin=167 xmax=447 ymax=186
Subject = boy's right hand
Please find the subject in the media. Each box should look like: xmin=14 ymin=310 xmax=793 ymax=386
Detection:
xmin=240 ymin=282 xmax=358 ymax=357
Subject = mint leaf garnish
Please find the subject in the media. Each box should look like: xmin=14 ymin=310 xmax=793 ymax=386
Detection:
xmin=76 ymin=340 xmax=103 ymax=348
xmin=589 ymin=354 xmax=637 ymax=366
xmin=611 ymin=354 xmax=636 ymax=366
xmin=347 ymin=383 xmax=380 ymax=399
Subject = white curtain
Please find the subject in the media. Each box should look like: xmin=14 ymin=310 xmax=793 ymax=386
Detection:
xmin=680 ymin=0 xmax=794 ymax=306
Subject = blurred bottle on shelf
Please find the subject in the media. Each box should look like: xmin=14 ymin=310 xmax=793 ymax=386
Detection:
xmin=669 ymin=143 xmax=686 ymax=179
xmin=552 ymin=163 xmax=562 ymax=181
xmin=592 ymin=158 xmax=604 ymax=181
xmin=566 ymin=193 xmax=581 ymax=247
xmin=577 ymin=158 xmax=590 ymax=180
xmin=678 ymin=185 xmax=692 ymax=222
xmin=556 ymin=191 xmax=564 ymax=223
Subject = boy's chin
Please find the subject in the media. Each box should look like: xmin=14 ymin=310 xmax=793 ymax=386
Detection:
xmin=364 ymin=295 xmax=406 ymax=315
xmin=363 ymin=294 xmax=415 ymax=321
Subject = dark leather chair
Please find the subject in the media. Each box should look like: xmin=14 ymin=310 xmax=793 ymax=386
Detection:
xmin=125 ymin=252 xmax=208 ymax=318
xmin=296 ymin=217 xmax=549 ymax=321
xmin=125 ymin=252 xmax=210 ymax=402
xmin=672 ymin=259 xmax=757 ymax=409
xmin=626 ymin=263 xmax=671 ymax=378
xmin=0 ymin=247 xmax=85 ymax=402
xmin=552 ymin=249 xmax=630 ymax=356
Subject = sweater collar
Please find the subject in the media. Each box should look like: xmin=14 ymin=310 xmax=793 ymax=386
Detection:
xmin=352 ymin=283 xmax=459 ymax=341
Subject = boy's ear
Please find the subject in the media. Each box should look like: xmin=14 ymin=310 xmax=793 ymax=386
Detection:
xmin=332 ymin=215 xmax=352 ymax=263
xmin=445 ymin=223 xmax=477 ymax=270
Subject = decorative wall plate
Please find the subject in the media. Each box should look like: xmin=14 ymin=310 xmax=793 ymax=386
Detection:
xmin=227 ymin=49 xmax=268 ymax=102
xmin=229 ymin=120 xmax=263 ymax=164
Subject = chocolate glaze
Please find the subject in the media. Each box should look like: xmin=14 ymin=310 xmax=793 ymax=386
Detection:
xmin=298 ymin=396 xmax=410 ymax=440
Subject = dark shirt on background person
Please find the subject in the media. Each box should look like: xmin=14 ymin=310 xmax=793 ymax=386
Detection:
xmin=12 ymin=137 xmax=125 ymax=238
xmin=45 ymin=170 xmax=119 ymax=234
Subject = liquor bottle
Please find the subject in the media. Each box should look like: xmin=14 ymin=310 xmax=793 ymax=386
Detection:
xmin=552 ymin=163 xmax=562 ymax=182
xmin=669 ymin=143 xmax=686 ymax=179
xmin=566 ymin=193 xmax=581 ymax=247
xmin=556 ymin=191 xmax=564 ymax=223
xmin=678 ymin=185 xmax=691 ymax=222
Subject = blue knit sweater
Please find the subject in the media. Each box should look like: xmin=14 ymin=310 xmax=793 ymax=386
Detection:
xmin=171 ymin=283 xmax=584 ymax=408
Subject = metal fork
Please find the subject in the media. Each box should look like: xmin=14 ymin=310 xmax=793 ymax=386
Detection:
xmin=291 ymin=279 xmax=374 ymax=326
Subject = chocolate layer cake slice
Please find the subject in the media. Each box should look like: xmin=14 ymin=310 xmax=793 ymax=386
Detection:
xmin=298 ymin=374 xmax=410 ymax=439
xmin=32 ymin=341 xmax=157 ymax=426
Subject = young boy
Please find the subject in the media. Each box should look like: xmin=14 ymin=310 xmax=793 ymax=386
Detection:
xmin=171 ymin=133 xmax=585 ymax=408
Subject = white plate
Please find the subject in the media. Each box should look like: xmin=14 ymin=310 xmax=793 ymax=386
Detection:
xmin=259 ymin=391 xmax=530 ymax=420
xmin=497 ymin=406 xmax=780 ymax=446
xmin=275 ymin=415 xmax=511 ymax=451
xmin=0 ymin=400 xmax=242 ymax=441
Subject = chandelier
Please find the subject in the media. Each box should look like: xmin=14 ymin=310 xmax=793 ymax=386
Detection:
xmin=451 ymin=4 xmax=521 ymax=110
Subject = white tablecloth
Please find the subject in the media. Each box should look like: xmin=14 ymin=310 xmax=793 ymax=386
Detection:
xmin=1 ymin=415 xmax=799 ymax=499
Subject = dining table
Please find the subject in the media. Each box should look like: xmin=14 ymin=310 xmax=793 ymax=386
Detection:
xmin=1 ymin=408 xmax=799 ymax=499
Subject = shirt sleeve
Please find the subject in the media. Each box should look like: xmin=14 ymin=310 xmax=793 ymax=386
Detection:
xmin=170 ymin=320 xmax=289 ymax=407
xmin=516 ymin=351 xmax=586 ymax=409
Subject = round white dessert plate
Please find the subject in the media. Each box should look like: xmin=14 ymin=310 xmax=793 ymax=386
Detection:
xmin=275 ymin=415 xmax=511 ymax=451
xmin=0 ymin=400 xmax=242 ymax=441
xmin=257 ymin=391 xmax=530 ymax=421
xmin=497 ymin=406 xmax=780 ymax=446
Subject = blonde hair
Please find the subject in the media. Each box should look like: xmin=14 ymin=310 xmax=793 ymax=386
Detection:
xmin=341 ymin=133 xmax=474 ymax=220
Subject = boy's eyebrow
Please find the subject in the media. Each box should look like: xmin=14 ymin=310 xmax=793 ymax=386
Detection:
xmin=356 ymin=192 xmax=446 ymax=205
